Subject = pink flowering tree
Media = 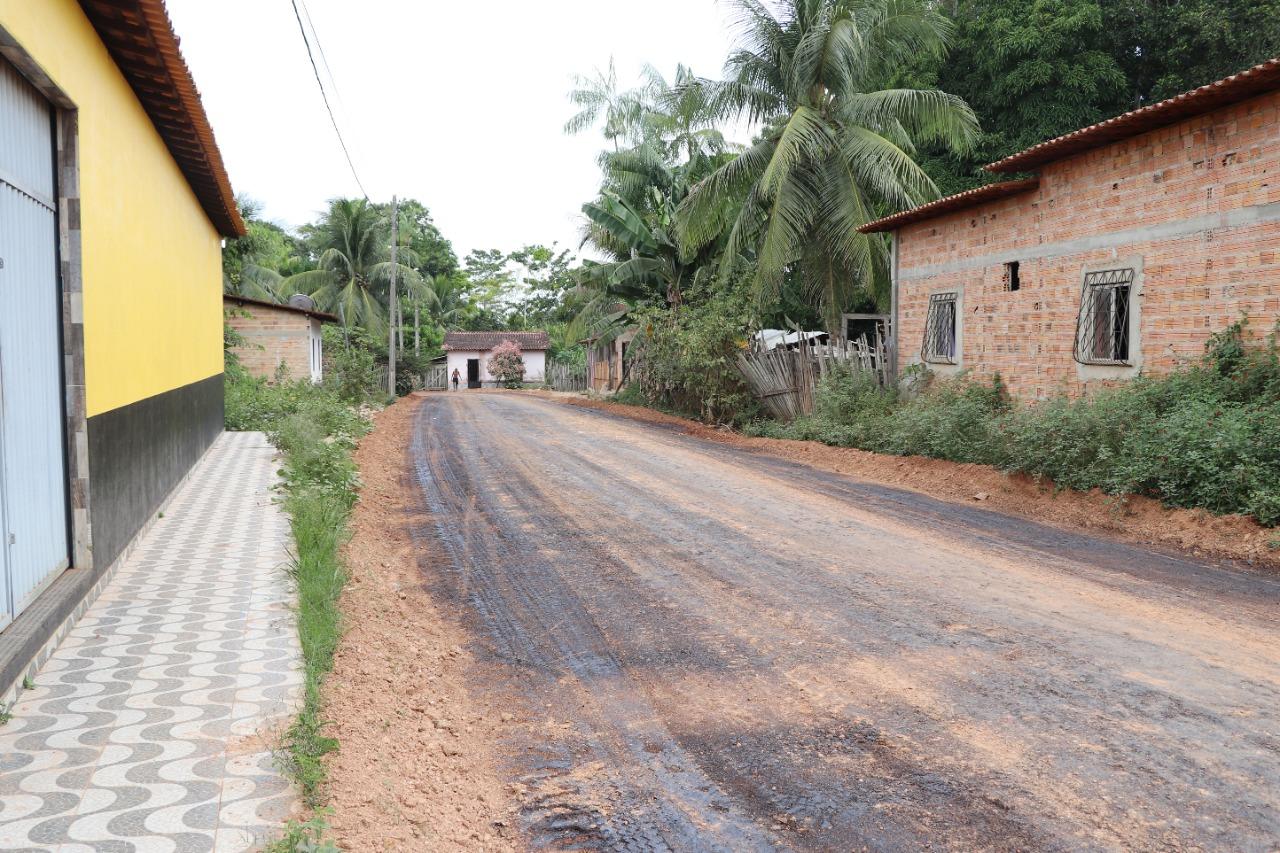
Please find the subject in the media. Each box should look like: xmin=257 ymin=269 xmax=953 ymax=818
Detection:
xmin=488 ymin=340 xmax=526 ymax=388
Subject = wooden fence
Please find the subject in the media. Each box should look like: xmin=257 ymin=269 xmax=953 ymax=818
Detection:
xmin=422 ymin=364 xmax=448 ymax=390
xmin=545 ymin=362 xmax=588 ymax=392
xmin=736 ymin=332 xmax=889 ymax=421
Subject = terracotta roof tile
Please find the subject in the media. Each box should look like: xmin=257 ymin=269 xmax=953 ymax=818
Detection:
xmin=986 ymin=57 xmax=1280 ymax=174
xmin=858 ymin=179 xmax=1040 ymax=233
xmin=443 ymin=331 xmax=550 ymax=351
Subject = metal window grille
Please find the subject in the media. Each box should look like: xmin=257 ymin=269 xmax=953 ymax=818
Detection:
xmin=1073 ymin=268 xmax=1134 ymax=365
xmin=921 ymin=292 xmax=958 ymax=364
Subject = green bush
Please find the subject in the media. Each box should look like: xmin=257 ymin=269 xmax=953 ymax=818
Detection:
xmin=752 ymin=320 xmax=1280 ymax=525
xmin=322 ymin=325 xmax=383 ymax=403
xmin=225 ymin=375 xmax=367 ymax=441
xmin=626 ymin=283 xmax=760 ymax=425
xmin=877 ymin=375 xmax=1008 ymax=463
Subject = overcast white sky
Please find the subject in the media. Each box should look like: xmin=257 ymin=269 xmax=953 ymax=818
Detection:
xmin=165 ymin=0 xmax=741 ymax=261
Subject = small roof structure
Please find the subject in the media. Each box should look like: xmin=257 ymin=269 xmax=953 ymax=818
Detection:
xmin=755 ymin=329 xmax=828 ymax=351
xmin=443 ymin=331 xmax=550 ymax=351
xmin=77 ymin=0 xmax=244 ymax=237
xmin=224 ymin=294 xmax=338 ymax=323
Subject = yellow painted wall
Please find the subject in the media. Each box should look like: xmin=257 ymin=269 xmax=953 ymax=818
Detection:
xmin=0 ymin=0 xmax=224 ymax=416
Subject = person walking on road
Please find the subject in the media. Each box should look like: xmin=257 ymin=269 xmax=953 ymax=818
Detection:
xmin=451 ymin=368 xmax=461 ymax=391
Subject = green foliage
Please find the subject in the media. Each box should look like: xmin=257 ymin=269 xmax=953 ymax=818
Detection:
xmin=751 ymin=322 xmax=1280 ymax=525
xmin=223 ymin=309 xmax=252 ymax=381
xmin=627 ymin=282 xmax=759 ymax=424
xmin=676 ymin=0 xmax=980 ymax=327
xmin=287 ymin=198 xmax=423 ymax=336
xmin=223 ymin=367 xmax=371 ymax=838
xmin=927 ymin=0 xmax=1126 ymax=187
xmin=914 ymin=0 xmax=1280 ymax=193
xmin=264 ymin=811 xmax=340 ymax=853
xmin=369 ymin=198 xmax=458 ymax=279
xmin=1103 ymin=0 xmax=1280 ymax=104
xmin=322 ymin=325 xmax=384 ymax=403
xmin=224 ymin=374 xmax=367 ymax=441
xmin=223 ymin=196 xmax=294 ymax=299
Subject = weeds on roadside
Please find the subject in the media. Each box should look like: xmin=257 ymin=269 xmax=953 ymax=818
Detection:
xmin=225 ymin=371 xmax=371 ymax=849
xmin=264 ymin=811 xmax=340 ymax=853
xmin=745 ymin=319 xmax=1280 ymax=526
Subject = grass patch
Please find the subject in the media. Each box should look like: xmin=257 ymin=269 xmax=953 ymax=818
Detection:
xmin=263 ymin=810 xmax=340 ymax=853
xmin=226 ymin=373 xmax=371 ymax=850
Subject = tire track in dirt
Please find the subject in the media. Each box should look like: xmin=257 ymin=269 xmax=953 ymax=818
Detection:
xmin=407 ymin=392 xmax=1280 ymax=851
xmin=411 ymin=398 xmax=776 ymax=851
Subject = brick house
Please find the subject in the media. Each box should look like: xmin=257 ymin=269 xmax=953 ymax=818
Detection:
xmin=224 ymin=295 xmax=336 ymax=384
xmin=861 ymin=58 xmax=1280 ymax=401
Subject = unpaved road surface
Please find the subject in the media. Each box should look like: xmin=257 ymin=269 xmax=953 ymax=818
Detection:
xmin=409 ymin=392 xmax=1280 ymax=851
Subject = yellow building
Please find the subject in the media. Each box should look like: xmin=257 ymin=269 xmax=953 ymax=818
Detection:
xmin=0 ymin=0 xmax=242 ymax=684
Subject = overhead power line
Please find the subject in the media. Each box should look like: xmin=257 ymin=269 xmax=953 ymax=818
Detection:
xmin=289 ymin=0 xmax=369 ymax=200
xmin=299 ymin=0 xmax=344 ymax=112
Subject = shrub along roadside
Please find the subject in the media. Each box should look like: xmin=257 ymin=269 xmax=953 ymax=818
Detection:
xmin=226 ymin=373 xmax=370 ymax=852
xmin=744 ymin=321 xmax=1280 ymax=527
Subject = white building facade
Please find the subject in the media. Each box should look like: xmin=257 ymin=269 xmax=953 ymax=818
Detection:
xmin=443 ymin=331 xmax=549 ymax=388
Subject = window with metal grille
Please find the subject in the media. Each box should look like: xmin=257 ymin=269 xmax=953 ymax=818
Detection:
xmin=1074 ymin=268 xmax=1134 ymax=365
xmin=921 ymin=292 xmax=958 ymax=364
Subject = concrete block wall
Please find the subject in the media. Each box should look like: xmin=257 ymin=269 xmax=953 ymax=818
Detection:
xmin=895 ymin=90 xmax=1280 ymax=400
xmin=226 ymin=306 xmax=312 ymax=383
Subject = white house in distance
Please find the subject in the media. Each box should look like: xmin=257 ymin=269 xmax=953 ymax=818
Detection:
xmin=443 ymin=331 xmax=549 ymax=388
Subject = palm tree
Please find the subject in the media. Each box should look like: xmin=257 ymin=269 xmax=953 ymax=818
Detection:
xmin=574 ymin=181 xmax=731 ymax=352
xmin=572 ymin=67 xmax=741 ymax=343
xmin=284 ymin=198 xmax=420 ymax=334
xmin=638 ymin=64 xmax=733 ymax=171
xmin=677 ymin=0 xmax=979 ymax=331
xmin=222 ymin=196 xmax=284 ymax=300
xmin=565 ymin=58 xmax=646 ymax=150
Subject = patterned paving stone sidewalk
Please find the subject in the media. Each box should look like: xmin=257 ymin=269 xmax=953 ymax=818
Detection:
xmin=0 ymin=431 xmax=302 ymax=853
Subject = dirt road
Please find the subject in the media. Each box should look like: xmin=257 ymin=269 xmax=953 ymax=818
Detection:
xmin=408 ymin=392 xmax=1280 ymax=851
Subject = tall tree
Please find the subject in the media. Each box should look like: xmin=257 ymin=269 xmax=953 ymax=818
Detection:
xmin=914 ymin=0 xmax=1127 ymax=194
xmin=222 ymin=196 xmax=288 ymax=300
xmin=370 ymin=197 xmax=459 ymax=279
xmin=678 ymin=0 xmax=979 ymax=329
xmin=285 ymin=198 xmax=421 ymax=334
xmin=565 ymin=59 xmax=645 ymax=150
xmin=913 ymin=0 xmax=1280 ymax=195
xmin=1102 ymin=0 xmax=1280 ymax=105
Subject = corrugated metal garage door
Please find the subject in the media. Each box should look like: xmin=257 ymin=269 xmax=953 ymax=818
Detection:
xmin=0 ymin=57 xmax=69 ymax=630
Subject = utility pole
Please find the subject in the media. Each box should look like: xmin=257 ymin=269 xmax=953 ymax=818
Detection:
xmin=388 ymin=194 xmax=398 ymax=397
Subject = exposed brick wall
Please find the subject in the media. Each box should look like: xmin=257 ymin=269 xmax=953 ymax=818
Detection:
xmin=895 ymin=90 xmax=1280 ymax=400
xmin=225 ymin=305 xmax=312 ymax=382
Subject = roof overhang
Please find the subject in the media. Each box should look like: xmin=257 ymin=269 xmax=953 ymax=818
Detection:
xmin=78 ymin=0 xmax=245 ymax=237
xmin=858 ymin=179 xmax=1041 ymax=234
xmin=986 ymin=57 xmax=1280 ymax=174
xmin=224 ymin=294 xmax=338 ymax=324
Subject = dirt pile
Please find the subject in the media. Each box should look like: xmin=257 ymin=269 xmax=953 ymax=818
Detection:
xmin=530 ymin=390 xmax=1280 ymax=569
xmin=320 ymin=395 xmax=519 ymax=851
